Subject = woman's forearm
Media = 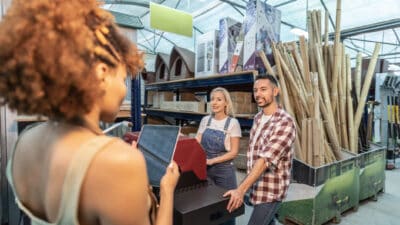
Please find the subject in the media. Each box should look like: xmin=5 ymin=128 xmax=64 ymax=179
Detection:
xmin=155 ymin=189 xmax=174 ymax=225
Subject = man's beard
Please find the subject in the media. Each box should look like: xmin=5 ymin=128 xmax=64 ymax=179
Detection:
xmin=256 ymin=97 xmax=272 ymax=108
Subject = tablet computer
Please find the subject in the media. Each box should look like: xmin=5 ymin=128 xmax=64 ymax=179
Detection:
xmin=137 ymin=125 xmax=180 ymax=187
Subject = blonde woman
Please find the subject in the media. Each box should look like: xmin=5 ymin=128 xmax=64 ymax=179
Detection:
xmin=196 ymin=87 xmax=241 ymax=225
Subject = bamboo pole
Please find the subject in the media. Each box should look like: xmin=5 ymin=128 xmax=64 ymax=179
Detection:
xmin=324 ymin=10 xmax=329 ymax=46
xmin=355 ymin=53 xmax=362 ymax=102
xmin=299 ymin=36 xmax=312 ymax=93
xmin=307 ymin=119 xmax=313 ymax=165
xmin=318 ymin=91 xmax=341 ymax=160
xmin=331 ymin=0 xmax=342 ymax=113
xmin=301 ymin=119 xmax=307 ymax=161
xmin=271 ymin=44 xmax=296 ymax=123
xmin=271 ymin=45 xmax=305 ymax=161
xmin=315 ymin=44 xmax=335 ymax=126
xmin=312 ymin=119 xmax=322 ymax=166
xmin=275 ymin=47 xmax=311 ymax=117
xmin=339 ymin=51 xmax=349 ymax=150
xmin=311 ymin=11 xmax=321 ymax=44
xmin=307 ymin=11 xmax=317 ymax=73
xmin=258 ymin=50 xmax=275 ymax=76
xmin=347 ymin=55 xmax=355 ymax=153
xmin=353 ymin=43 xmax=381 ymax=152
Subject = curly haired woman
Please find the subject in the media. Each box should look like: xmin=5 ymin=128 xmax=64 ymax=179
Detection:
xmin=0 ymin=1 xmax=179 ymax=225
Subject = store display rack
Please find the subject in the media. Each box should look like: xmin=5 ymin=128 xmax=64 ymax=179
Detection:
xmin=142 ymin=70 xmax=258 ymax=127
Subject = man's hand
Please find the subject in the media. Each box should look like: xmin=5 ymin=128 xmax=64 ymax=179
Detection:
xmin=223 ymin=189 xmax=245 ymax=213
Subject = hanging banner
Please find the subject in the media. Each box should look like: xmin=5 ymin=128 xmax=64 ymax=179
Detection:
xmin=150 ymin=2 xmax=193 ymax=37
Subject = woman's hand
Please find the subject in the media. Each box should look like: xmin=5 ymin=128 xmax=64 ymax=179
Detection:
xmin=160 ymin=161 xmax=180 ymax=195
xmin=206 ymin=158 xmax=215 ymax=166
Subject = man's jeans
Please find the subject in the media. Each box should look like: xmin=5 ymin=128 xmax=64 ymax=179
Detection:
xmin=247 ymin=201 xmax=281 ymax=225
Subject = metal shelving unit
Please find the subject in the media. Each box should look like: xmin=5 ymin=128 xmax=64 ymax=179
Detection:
xmin=143 ymin=70 xmax=258 ymax=127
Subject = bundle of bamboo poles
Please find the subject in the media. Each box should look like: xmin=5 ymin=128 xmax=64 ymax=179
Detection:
xmin=260 ymin=4 xmax=381 ymax=166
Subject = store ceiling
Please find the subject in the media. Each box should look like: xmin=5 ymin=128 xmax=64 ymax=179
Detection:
xmin=102 ymin=0 xmax=400 ymax=66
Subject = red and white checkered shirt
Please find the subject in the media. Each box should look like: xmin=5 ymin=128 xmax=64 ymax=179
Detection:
xmin=247 ymin=108 xmax=296 ymax=204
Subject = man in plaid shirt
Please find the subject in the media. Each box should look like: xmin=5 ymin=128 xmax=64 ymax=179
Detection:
xmin=224 ymin=74 xmax=296 ymax=225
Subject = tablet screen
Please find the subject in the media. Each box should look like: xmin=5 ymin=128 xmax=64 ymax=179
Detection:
xmin=137 ymin=125 xmax=180 ymax=186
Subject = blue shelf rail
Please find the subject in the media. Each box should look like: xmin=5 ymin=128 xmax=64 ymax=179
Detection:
xmin=145 ymin=71 xmax=257 ymax=91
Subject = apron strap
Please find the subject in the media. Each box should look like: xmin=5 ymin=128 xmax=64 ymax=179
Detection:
xmin=223 ymin=117 xmax=232 ymax=131
xmin=206 ymin=116 xmax=213 ymax=126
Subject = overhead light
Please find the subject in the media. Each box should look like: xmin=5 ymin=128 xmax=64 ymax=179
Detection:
xmin=290 ymin=28 xmax=308 ymax=39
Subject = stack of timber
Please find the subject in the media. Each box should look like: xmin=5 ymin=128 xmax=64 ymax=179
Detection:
xmin=261 ymin=4 xmax=381 ymax=166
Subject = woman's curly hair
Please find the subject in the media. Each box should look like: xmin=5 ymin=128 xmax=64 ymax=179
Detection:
xmin=0 ymin=0 xmax=144 ymax=120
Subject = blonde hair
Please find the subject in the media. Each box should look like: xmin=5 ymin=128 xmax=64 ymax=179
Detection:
xmin=210 ymin=87 xmax=235 ymax=117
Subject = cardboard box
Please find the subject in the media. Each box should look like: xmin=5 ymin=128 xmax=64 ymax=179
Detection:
xmin=232 ymin=101 xmax=258 ymax=114
xmin=161 ymin=101 xmax=205 ymax=113
xmin=207 ymin=101 xmax=257 ymax=114
xmin=243 ymin=0 xmax=281 ymax=71
xmin=218 ymin=18 xmax=242 ymax=74
xmin=152 ymin=92 xmax=174 ymax=108
xmin=230 ymin=92 xmax=254 ymax=104
xmin=176 ymin=93 xmax=198 ymax=101
xmin=195 ymin=30 xmax=219 ymax=78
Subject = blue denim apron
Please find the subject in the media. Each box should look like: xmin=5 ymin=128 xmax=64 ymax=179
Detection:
xmin=200 ymin=116 xmax=237 ymax=190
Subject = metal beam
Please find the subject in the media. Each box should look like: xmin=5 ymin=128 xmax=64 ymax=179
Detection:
xmin=275 ymin=0 xmax=297 ymax=8
xmin=328 ymin=18 xmax=400 ymax=40
xmin=349 ymin=39 xmax=373 ymax=54
xmin=194 ymin=26 xmax=204 ymax=35
xmin=393 ymin=29 xmax=400 ymax=44
xmin=344 ymin=44 xmax=369 ymax=56
xmin=137 ymin=43 xmax=155 ymax=54
xmin=104 ymin=0 xmax=149 ymax=8
xmin=347 ymin=37 xmax=399 ymax=47
xmin=231 ymin=5 xmax=244 ymax=17
xmin=319 ymin=0 xmax=335 ymax=30
xmin=142 ymin=27 xmax=178 ymax=46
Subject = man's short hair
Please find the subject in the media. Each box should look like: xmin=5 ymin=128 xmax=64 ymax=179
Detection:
xmin=255 ymin=74 xmax=279 ymax=87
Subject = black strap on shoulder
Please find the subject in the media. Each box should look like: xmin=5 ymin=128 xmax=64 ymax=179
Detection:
xmin=223 ymin=117 xmax=232 ymax=131
xmin=206 ymin=116 xmax=213 ymax=126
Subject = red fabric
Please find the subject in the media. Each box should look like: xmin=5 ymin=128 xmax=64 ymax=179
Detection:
xmin=123 ymin=133 xmax=207 ymax=180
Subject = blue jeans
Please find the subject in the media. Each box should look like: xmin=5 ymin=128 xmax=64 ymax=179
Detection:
xmin=247 ymin=202 xmax=281 ymax=225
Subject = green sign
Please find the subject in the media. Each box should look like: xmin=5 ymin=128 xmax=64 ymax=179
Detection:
xmin=150 ymin=2 xmax=193 ymax=37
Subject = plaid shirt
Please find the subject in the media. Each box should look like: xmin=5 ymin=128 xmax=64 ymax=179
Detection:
xmin=247 ymin=108 xmax=296 ymax=204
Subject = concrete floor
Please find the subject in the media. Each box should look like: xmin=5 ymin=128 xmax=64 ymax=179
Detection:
xmin=234 ymin=169 xmax=400 ymax=225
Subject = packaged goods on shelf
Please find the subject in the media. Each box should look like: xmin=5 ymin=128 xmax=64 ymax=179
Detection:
xmin=152 ymin=92 xmax=174 ymax=108
xmin=161 ymin=101 xmax=206 ymax=113
xmin=229 ymin=92 xmax=254 ymax=104
xmin=195 ymin=30 xmax=219 ymax=78
xmin=243 ymin=0 xmax=281 ymax=71
xmin=218 ymin=17 xmax=242 ymax=74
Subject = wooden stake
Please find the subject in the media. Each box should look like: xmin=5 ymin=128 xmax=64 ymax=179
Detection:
xmin=258 ymin=50 xmax=275 ymax=76
xmin=355 ymin=53 xmax=362 ymax=102
xmin=324 ymin=10 xmax=329 ymax=46
xmin=347 ymin=55 xmax=355 ymax=152
xmin=331 ymin=0 xmax=342 ymax=113
xmin=353 ymin=43 xmax=381 ymax=137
